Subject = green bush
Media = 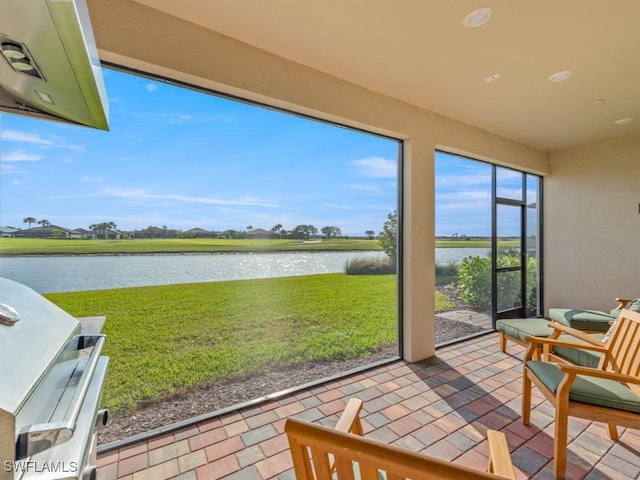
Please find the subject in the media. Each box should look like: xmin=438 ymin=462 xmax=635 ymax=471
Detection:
xmin=458 ymin=256 xmax=492 ymax=309
xmin=458 ymin=252 xmax=538 ymax=314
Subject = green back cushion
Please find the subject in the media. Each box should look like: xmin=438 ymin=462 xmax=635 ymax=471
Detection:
xmin=527 ymin=361 xmax=640 ymax=413
xmin=548 ymin=308 xmax=614 ymax=331
xmin=551 ymin=333 xmax=604 ymax=368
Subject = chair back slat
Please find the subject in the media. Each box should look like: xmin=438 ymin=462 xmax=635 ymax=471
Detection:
xmin=603 ymin=310 xmax=640 ymax=388
xmin=334 ymin=457 xmax=356 ymax=480
xmin=310 ymin=445 xmax=336 ymax=478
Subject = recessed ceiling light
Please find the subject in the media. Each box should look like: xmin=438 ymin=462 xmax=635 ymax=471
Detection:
xmin=614 ymin=117 xmax=633 ymax=125
xmin=587 ymin=99 xmax=605 ymax=107
xmin=485 ymin=73 xmax=501 ymax=83
xmin=548 ymin=70 xmax=573 ymax=82
xmin=463 ymin=7 xmax=493 ymax=28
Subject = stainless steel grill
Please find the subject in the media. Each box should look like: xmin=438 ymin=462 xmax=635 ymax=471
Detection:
xmin=0 ymin=278 xmax=109 ymax=480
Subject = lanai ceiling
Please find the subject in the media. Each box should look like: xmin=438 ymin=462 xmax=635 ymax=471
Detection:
xmin=129 ymin=0 xmax=640 ymax=152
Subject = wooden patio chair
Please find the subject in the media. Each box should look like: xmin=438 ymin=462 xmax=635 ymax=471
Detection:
xmin=286 ymin=398 xmax=516 ymax=480
xmin=522 ymin=308 xmax=640 ymax=479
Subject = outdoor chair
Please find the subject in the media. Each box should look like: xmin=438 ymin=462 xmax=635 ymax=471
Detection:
xmin=286 ymin=398 xmax=516 ymax=480
xmin=497 ymin=296 xmax=636 ymax=353
xmin=521 ymin=308 xmax=640 ymax=479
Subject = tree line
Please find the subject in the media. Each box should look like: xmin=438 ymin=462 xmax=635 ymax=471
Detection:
xmin=21 ymin=217 xmax=384 ymax=241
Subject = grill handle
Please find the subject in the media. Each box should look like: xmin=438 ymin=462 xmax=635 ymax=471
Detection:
xmin=16 ymin=334 xmax=106 ymax=459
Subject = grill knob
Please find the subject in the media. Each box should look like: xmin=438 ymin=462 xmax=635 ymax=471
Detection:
xmin=96 ymin=409 xmax=109 ymax=428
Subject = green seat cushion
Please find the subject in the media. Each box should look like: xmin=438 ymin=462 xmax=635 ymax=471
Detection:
xmin=551 ymin=333 xmax=605 ymax=368
xmin=496 ymin=318 xmax=554 ymax=342
xmin=527 ymin=360 xmax=640 ymax=413
xmin=548 ymin=308 xmax=614 ymax=331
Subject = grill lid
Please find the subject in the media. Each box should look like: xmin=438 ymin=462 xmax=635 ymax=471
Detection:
xmin=0 ymin=277 xmax=80 ymax=415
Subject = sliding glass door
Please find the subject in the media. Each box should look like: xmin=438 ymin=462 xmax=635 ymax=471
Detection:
xmin=435 ymin=152 xmax=542 ymax=334
xmin=492 ymin=167 xmax=542 ymax=322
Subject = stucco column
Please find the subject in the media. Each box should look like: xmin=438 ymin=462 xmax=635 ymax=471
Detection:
xmin=402 ymin=139 xmax=436 ymax=362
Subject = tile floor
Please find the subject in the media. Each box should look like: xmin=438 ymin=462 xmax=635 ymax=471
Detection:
xmin=96 ymin=322 xmax=640 ymax=480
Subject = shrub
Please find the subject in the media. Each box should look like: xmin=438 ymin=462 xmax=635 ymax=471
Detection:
xmin=458 ymin=253 xmax=538 ymax=314
xmin=458 ymin=256 xmax=492 ymax=309
xmin=435 ymin=262 xmax=459 ymax=277
xmin=435 ymin=291 xmax=454 ymax=312
xmin=345 ymin=256 xmax=396 ymax=275
xmin=378 ymin=210 xmax=397 ymax=266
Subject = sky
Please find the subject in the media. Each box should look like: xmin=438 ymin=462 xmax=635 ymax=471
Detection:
xmin=435 ymin=151 xmax=540 ymax=238
xmin=0 ymin=67 xmax=399 ymax=237
xmin=0 ymin=66 xmax=536 ymax=238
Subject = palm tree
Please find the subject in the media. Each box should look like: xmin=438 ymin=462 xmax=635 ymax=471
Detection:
xmin=38 ymin=219 xmax=50 ymax=231
xmin=270 ymin=224 xmax=283 ymax=238
xmin=23 ymin=217 xmax=36 ymax=230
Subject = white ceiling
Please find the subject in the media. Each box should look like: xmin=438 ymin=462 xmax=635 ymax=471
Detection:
xmin=132 ymin=0 xmax=640 ymax=152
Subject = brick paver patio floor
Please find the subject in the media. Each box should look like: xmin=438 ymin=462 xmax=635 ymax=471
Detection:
xmin=97 ymin=329 xmax=640 ymax=480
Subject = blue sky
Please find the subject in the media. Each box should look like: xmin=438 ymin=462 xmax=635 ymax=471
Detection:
xmin=1 ymin=68 xmax=399 ymax=236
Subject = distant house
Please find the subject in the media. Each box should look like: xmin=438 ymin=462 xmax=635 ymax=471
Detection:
xmin=0 ymin=226 xmax=20 ymax=237
xmin=74 ymin=228 xmax=97 ymax=240
xmin=184 ymin=228 xmax=215 ymax=238
xmin=217 ymin=229 xmax=239 ymax=239
xmin=15 ymin=225 xmax=77 ymax=238
xmin=246 ymin=228 xmax=270 ymax=239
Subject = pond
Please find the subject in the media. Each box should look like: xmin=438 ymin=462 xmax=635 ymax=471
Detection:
xmin=0 ymin=247 xmax=489 ymax=293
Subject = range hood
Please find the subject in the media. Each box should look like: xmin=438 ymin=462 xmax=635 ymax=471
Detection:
xmin=0 ymin=0 xmax=109 ymax=130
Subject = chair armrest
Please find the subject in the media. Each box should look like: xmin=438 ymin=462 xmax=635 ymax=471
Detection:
xmin=544 ymin=322 xmax=608 ymax=346
xmin=487 ymin=430 xmax=516 ymax=480
xmin=524 ymin=335 xmax=607 ymax=352
xmin=523 ymin=334 xmax=608 ymax=362
xmin=616 ymin=298 xmax=632 ymax=309
xmin=335 ymin=398 xmax=364 ymax=435
xmin=557 ymin=364 xmax=640 ymax=385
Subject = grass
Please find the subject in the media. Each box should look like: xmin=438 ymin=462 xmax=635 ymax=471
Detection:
xmin=0 ymin=237 xmax=518 ymax=255
xmin=45 ymin=273 xmax=399 ymax=415
xmin=0 ymin=237 xmax=382 ymax=255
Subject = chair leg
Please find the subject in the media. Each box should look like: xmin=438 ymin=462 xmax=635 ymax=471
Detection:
xmin=499 ymin=332 xmax=507 ymax=352
xmin=608 ymin=424 xmax=619 ymax=441
xmin=554 ymin=396 xmax=570 ymax=479
xmin=522 ymin=369 xmax=531 ymax=426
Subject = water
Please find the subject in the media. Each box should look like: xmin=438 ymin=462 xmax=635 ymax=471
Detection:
xmin=435 ymin=247 xmax=489 ymax=266
xmin=0 ymin=248 xmax=488 ymax=293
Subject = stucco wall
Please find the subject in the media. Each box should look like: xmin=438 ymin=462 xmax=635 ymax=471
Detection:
xmin=87 ymin=0 xmax=550 ymax=361
xmin=545 ymin=134 xmax=640 ymax=312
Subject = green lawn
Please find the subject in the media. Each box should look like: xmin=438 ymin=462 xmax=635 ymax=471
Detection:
xmin=45 ymin=273 xmax=401 ymax=415
xmin=0 ymin=237 xmax=509 ymax=255
xmin=0 ymin=237 xmax=382 ymax=255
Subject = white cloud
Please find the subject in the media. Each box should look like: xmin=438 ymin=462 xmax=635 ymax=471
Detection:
xmin=349 ymin=157 xmax=396 ymax=178
xmin=1 ymin=129 xmax=84 ymax=150
xmin=132 ymin=111 xmax=237 ymax=125
xmin=436 ymin=173 xmax=491 ymax=188
xmin=104 ymin=188 xmax=282 ymax=208
xmin=1 ymin=150 xmax=43 ymax=162
xmin=322 ymin=203 xmax=356 ymax=210
xmin=347 ymin=183 xmax=381 ymax=192
xmin=80 ymin=175 xmax=105 ymax=183
xmin=146 ymin=83 xmax=158 ymax=92
xmin=2 ymin=130 xmax=54 ymax=147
